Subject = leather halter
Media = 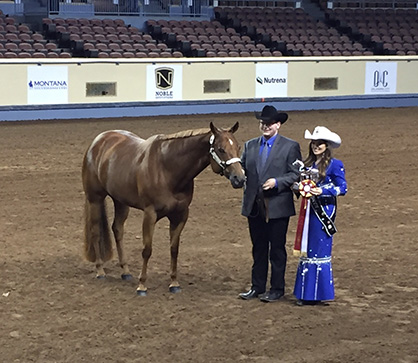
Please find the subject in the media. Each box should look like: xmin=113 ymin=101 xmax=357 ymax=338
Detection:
xmin=209 ymin=134 xmax=241 ymax=175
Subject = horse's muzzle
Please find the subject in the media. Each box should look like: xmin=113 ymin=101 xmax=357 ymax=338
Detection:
xmin=230 ymin=174 xmax=246 ymax=189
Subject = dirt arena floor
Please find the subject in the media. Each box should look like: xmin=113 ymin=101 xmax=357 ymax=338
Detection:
xmin=1 ymin=107 xmax=417 ymax=363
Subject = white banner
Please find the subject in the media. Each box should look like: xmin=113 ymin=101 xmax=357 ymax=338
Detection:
xmin=365 ymin=62 xmax=397 ymax=94
xmin=27 ymin=66 xmax=68 ymax=105
xmin=146 ymin=64 xmax=182 ymax=101
xmin=255 ymin=63 xmax=288 ymax=98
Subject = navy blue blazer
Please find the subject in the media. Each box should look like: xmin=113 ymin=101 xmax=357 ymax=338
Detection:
xmin=241 ymin=134 xmax=301 ymax=219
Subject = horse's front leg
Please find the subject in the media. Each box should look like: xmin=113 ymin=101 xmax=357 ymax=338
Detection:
xmin=112 ymin=200 xmax=132 ymax=280
xmin=137 ymin=207 xmax=157 ymax=296
xmin=168 ymin=208 xmax=189 ymax=293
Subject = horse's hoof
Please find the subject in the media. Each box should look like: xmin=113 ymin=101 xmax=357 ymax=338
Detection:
xmin=121 ymin=274 xmax=133 ymax=281
xmin=136 ymin=289 xmax=147 ymax=296
xmin=96 ymin=275 xmax=106 ymax=279
xmin=169 ymin=286 xmax=182 ymax=294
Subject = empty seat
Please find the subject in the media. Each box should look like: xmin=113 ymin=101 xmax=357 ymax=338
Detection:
xmin=116 ymin=26 xmax=129 ymax=34
xmin=18 ymin=52 xmax=32 ymax=58
xmin=45 ymin=43 xmax=58 ymax=50
xmin=122 ymin=51 xmax=135 ymax=58
xmin=4 ymin=51 xmax=18 ymax=58
xmin=5 ymin=33 xmax=19 ymax=42
xmin=5 ymin=43 xmax=18 ymax=51
xmin=91 ymin=19 xmax=103 ymax=27
xmin=19 ymin=42 xmax=32 ymax=51
xmin=32 ymin=52 xmax=46 ymax=58
xmin=96 ymin=43 xmax=108 ymax=51
xmin=18 ymin=24 xmax=31 ymax=33
xmin=106 ymin=34 xmax=120 ymax=43
xmin=32 ymin=33 xmax=47 ymax=44
xmin=104 ymin=26 xmax=117 ymax=34
xmin=109 ymin=51 xmax=122 ymax=58
xmin=172 ymin=51 xmax=183 ymax=58
xmin=78 ymin=19 xmax=91 ymax=26
xmin=5 ymin=24 xmax=18 ymax=33
xmin=135 ymin=51 xmax=148 ymax=58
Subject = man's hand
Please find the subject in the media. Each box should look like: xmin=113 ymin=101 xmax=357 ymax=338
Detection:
xmin=262 ymin=178 xmax=276 ymax=190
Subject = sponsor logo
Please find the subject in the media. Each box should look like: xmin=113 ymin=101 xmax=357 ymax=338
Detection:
xmin=154 ymin=67 xmax=175 ymax=99
xmin=373 ymin=70 xmax=389 ymax=88
xmin=256 ymin=76 xmax=287 ymax=85
xmin=155 ymin=67 xmax=174 ymax=90
xmin=28 ymin=80 xmax=68 ymax=90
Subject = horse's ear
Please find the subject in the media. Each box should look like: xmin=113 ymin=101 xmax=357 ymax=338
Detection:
xmin=230 ymin=122 xmax=239 ymax=134
xmin=210 ymin=122 xmax=219 ymax=135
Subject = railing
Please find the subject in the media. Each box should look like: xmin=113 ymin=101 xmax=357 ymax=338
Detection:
xmin=213 ymin=0 xmax=300 ymax=7
xmin=39 ymin=0 xmax=418 ymax=18
xmin=0 ymin=0 xmax=24 ymax=15
xmin=47 ymin=0 xmax=216 ymax=16
xmin=326 ymin=0 xmax=418 ymax=8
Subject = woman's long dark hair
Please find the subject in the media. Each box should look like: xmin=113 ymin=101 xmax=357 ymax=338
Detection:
xmin=304 ymin=141 xmax=332 ymax=180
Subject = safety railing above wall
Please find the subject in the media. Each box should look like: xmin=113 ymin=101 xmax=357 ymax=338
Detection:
xmin=326 ymin=0 xmax=418 ymax=8
xmin=212 ymin=0 xmax=300 ymax=7
xmin=48 ymin=0 xmax=215 ymax=17
xmin=46 ymin=0 xmax=302 ymax=17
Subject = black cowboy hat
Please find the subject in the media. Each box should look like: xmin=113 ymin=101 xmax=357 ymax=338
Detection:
xmin=255 ymin=105 xmax=288 ymax=124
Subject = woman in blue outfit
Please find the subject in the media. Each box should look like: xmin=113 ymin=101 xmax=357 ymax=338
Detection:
xmin=293 ymin=126 xmax=347 ymax=306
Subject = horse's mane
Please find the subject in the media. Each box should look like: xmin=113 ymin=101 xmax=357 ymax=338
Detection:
xmin=158 ymin=128 xmax=210 ymax=141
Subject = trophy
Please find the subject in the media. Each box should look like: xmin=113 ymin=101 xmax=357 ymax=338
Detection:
xmin=293 ymin=159 xmax=319 ymax=198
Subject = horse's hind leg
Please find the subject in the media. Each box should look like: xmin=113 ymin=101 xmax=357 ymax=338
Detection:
xmin=84 ymin=197 xmax=113 ymax=279
xmin=137 ymin=207 xmax=157 ymax=296
xmin=168 ymin=209 xmax=189 ymax=293
xmin=112 ymin=199 xmax=132 ymax=281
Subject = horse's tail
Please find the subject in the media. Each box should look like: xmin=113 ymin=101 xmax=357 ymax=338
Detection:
xmin=83 ymin=199 xmax=113 ymax=263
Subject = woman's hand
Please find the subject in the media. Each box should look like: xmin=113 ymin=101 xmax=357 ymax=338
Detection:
xmin=310 ymin=187 xmax=323 ymax=196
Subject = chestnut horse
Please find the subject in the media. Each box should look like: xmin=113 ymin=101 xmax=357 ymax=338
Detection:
xmin=82 ymin=122 xmax=245 ymax=295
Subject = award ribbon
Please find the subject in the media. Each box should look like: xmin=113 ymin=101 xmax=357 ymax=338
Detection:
xmin=293 ymin=179 xmax=316 ymax=256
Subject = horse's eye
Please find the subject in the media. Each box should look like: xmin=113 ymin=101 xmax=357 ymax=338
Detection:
xmin=218 ymin=147 xmax=226 ymax=154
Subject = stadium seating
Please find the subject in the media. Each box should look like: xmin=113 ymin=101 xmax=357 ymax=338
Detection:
xmin=0 ymin=11 xmax=70 ymax=58
xmin=1 ymin=5 xmax=417 ymax=58
xmin=324 ymin=8 xmax=418 ymax=55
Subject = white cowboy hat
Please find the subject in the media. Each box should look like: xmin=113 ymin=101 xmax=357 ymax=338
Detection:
xmin=304 ymin=126 xmax=341 ymax=148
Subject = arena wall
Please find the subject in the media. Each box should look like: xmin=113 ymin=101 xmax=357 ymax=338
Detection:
xmin=0 ymin=55 xmax=417 ymax=121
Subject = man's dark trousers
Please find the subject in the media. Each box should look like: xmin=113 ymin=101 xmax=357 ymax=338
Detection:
xmin=248 ymin=214 xmax=290 ymax=294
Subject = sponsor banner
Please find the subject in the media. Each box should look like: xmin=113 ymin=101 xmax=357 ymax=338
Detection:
xmin=255 ymin=63 xmax=288 ymax=98
xmin=146 ymin=65 xmax=183 ymax=101
xmin=365 ymin=62 xmax=397 ymax=94
xmin=27 ymin=66 xmax=68 ymax=104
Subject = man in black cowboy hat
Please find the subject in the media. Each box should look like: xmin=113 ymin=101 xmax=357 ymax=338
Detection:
xmin=239 ymin=105 xmax=301 ymax=302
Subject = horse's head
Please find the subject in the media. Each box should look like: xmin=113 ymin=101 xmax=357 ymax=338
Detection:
xmin=209 ymin=122 xmax=246 ymax=189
